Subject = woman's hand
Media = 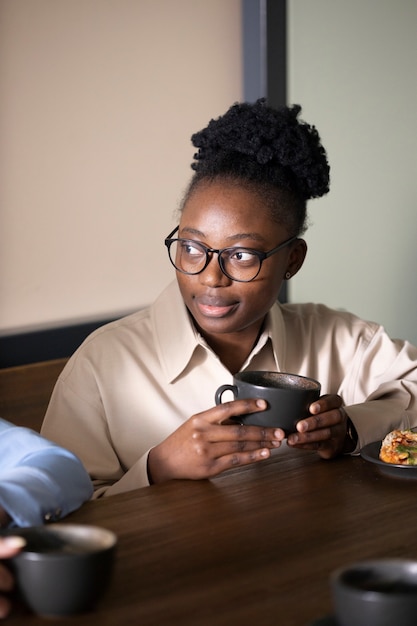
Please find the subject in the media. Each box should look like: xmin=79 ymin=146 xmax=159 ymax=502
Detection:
xmin=0 ymin=536 xmax=26 ymax=619
xmin=148 ymin=398 xmax=285 ymax=483
xmin=287 ymin=394 xmax=347 ymax=459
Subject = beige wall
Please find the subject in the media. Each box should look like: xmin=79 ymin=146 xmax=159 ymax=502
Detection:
xmin=0 ymin=0 xmax=242 ymax=333
xmin=288 ymin=0 xmax=417 ymax=344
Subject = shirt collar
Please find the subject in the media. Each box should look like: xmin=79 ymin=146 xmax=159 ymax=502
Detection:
xmin=267 ymin=301 xmax=287 ymax=369
xmin=151 ymin=281 xmax=288 ymax=381
xmin=151 ymin=281 xmax=202 ymax=382
xmin=240 ymin=304 xmax=287 ymax=371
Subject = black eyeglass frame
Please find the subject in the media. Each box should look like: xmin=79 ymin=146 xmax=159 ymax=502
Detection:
xmin=164 ymin=226 xmax=298 ymax=283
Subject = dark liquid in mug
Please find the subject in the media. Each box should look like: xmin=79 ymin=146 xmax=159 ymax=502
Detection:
xmin=1 ymin=528 xmax=101 ymax=554
xmin=345 ymin=571 xmax=417 ymax=594
xmin=243 ymin=372 xmax=319 ymax=391
xmin=34 ymin=542 xmax=98 ymax=555
xmin=355 ymin=579 xmax=417 ymax=593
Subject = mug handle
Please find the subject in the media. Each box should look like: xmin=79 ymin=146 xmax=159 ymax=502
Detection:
xmin=215 ymin=384 xmax=238 ymax=405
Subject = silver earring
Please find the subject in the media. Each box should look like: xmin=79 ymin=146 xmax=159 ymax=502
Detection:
xmin=285 ymin=271 xmax=291 ymax=280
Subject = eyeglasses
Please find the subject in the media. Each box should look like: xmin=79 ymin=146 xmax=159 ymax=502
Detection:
xmin=164 ymin=226 xmax=298 ymax=283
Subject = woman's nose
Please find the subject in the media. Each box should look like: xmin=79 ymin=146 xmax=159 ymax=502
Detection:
xmin=199 ymin=254 xmax=231 ymax=287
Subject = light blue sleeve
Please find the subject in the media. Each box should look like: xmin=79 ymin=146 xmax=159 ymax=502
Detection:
xmin=0 ymin=418 xmax=93 ymax=527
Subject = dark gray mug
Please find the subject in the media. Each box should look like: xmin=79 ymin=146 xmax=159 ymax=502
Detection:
xmin=7 ymin=524 xmax=117 ymax=617
xmin=215 ymin=371 xmax=321 ymax=434
xmin=331 ymin=559 xmax=417 ymax=626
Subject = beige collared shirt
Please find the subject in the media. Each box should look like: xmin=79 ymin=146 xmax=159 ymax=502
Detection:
xmin=42 ymin=281 xmax=417 ymax=497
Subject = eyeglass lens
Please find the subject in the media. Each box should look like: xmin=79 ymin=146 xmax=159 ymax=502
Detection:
xmin=168 ymin=239 xmax=262 ymax=282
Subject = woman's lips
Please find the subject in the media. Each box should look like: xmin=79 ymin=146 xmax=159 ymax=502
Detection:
xmin=194 ymin=296 xmax=238 ymax=318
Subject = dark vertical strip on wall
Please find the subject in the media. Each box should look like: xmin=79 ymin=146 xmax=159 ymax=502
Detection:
xmin=265 ymin=0 xmax=287 ymax=108
xmin=242 ymin=0 xmax=287 ymax=107
xmin=242 ymin=0 xmax=288 ymax=302
xmin=242 ymin=0 xmax=267 ymax=101
xmin=242 ymin=0 xmax=287 ymax=106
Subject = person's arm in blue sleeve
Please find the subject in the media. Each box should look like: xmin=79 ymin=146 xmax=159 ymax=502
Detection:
xmin=0 ymin=418 xmax=93 ymax=528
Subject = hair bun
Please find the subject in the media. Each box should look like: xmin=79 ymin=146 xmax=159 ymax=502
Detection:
xmin=190 ymin=99 xmax=330 ymax=201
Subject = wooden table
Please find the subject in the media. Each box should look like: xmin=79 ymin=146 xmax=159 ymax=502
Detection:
xmin=8 ymin=446 xmax=417 ymax=625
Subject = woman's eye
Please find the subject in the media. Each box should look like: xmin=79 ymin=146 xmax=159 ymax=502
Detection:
xmin=182 ymin=242 xmax=204 ymax=257
xmin=230 ymin=249 xmax=257 ymax=264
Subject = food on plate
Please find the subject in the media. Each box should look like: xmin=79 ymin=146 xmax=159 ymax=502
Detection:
xmin=379 ymin=429 xmax=417 ymax=465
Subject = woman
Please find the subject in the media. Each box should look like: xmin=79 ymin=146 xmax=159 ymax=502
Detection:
xmin=41 ymin=100 xmax=417 ymax=496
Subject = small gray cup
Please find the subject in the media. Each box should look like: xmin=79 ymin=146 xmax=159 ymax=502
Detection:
xmin=331 ymin=559 xmax=417 ymax=626
xmin=7 ymin=524 xmax=117 ymax=617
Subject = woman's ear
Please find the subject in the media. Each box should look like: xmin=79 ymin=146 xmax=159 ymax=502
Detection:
xmin=285 ymin=238 xmax=307 ymax=280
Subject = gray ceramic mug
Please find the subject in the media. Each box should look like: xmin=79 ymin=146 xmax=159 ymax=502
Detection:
xmin=215 ymin=371 xmax=321 ymax=435
xmin=331 ymin=559 xmax=417 ymax=626
xmin=6 ymin=524 xmax=117 ymax=617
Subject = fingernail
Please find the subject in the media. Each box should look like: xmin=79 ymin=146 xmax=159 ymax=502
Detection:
xmin=256 ymin=399 xmax=267 ymax=409
xmin=260 ymin=449 xmax=269 ymax=458
xmin=2 ymin=536 xmax=26 ymax=549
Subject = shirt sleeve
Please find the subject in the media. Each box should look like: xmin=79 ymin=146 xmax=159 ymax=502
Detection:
xmin=0 ymin=419 xmax=93 ymax=527
xmin=338 ymin=325 xmax=417 ymax=451
xmin=278 ymin=303 xmax=417 ymax=453
xmin=41 ymin=348 xmax=156 ymax=498
xmin=42 ymin=378 xmax=152 ymax=498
